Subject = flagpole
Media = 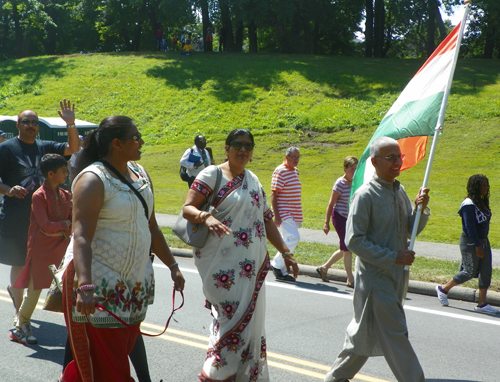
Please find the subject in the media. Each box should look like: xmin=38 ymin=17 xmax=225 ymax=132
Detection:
xmin=403 ymin=1 xmax=472 ymax=296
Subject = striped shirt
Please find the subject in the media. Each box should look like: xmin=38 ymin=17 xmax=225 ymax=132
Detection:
xmin=332 ymin=176 xmax=351 ymax=218
xmin=271 ymin=162 xmax=303 ymax=222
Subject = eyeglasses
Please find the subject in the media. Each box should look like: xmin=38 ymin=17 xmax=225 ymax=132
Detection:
xmin=377 ymin=154 xmax=405 ymax=163
xmin=20 ymin=120 xmax=39 ymax=126
xmin=230 ymin=141 xmax=254 ymax=151
xmin=123 ymin=132 xmax=142 ymax=141
xmin=287 ymin=155 xmax=300 ymax=160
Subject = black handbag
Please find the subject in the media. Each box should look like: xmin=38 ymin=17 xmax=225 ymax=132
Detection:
xmin=173 ymin=167 xmax=222 ymax=247
xmin=179 ymin=149 xmax=194 ymax=182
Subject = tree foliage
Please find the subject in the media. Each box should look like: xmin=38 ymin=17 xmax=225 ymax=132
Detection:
xmin=0 ymin=0 xmax=497 ymax=59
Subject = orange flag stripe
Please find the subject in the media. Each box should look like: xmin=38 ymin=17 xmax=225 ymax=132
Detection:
xmin=398 ymin=136 xmax=428 ymax=172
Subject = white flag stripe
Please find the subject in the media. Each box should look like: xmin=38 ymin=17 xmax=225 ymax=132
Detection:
xmin=385 ymin=49 xmax=456 ymax=118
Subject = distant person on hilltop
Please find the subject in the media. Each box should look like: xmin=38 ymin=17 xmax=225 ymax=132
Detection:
xmin=156 ymin=28 xmax=162 ymax=51
xmin=205 ymin=28 xmax=213 ymax=52
xmin=436 ymin=174 xmax=499 ymax=314
xmin=324 ymin=136 xmax=430 ymax=382
xmin=181 ymin=39 xmax=193 ymax=55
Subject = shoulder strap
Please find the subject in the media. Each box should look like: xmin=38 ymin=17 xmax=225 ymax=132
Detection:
xmin=100 ymin=160 xmax=149 ymax=221
xmin=207 ymin=167 xmax=222 ymax=206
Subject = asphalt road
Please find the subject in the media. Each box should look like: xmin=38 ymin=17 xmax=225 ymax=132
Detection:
xmin=2 ymin=258 xmax=500 ymax=382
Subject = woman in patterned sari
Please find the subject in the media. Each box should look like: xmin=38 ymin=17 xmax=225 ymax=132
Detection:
xmin=182 ymin=129 xmax=299 ymax=382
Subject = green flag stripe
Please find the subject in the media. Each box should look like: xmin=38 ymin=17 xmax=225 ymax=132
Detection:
xmin=351 ymin=91 xmax=444 ymax=199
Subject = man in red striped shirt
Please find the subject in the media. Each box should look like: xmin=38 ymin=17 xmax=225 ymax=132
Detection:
xmin=270 ymin=147 xmax=302 ymax=282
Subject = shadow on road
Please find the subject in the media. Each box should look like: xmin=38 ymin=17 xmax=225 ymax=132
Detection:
xmin=292 ymin=280 xmax=352 ymax=295
xmin=24 ymin=319 xmax=67 ymax=366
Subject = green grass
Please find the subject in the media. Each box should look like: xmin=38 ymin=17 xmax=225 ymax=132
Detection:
xmin=161 ymin=228 xmax=500 ymax=292
xmin=1 ymin=51 xmax=500 ymax=255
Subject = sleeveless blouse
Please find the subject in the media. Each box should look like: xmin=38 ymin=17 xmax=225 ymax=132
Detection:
xmin=71 ymin=161 xmax=155 ymax=327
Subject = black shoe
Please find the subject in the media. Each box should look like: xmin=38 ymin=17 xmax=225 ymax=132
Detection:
xmin=281 ymin=274 xmax=295 ymax=282
xmin=271 ymin=265 xmax=281 ymax=278
xmin=271 ymin=266 xmax=295 ymax=282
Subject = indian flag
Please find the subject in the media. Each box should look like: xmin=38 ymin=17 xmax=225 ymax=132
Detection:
xmin=351 ymin=22 xmax=463 ymax=195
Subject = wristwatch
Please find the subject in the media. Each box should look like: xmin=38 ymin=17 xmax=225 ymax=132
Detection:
xmin=67 ymin=123 xmax=76 ymax=128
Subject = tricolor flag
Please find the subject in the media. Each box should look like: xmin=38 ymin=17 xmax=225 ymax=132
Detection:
xmin=351 ymin=20 xmax=465 ymax=196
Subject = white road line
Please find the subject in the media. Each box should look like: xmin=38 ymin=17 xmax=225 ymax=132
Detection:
xmin=267 ymin=281 xmax=500 ymax=326
xmin=154 ymin=264 xmax=500 ymax=326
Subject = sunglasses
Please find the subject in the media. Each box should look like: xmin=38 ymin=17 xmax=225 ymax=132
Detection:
xmin=378 ymin=154 xmax=405 ymax=163
xmin=20 ymin=120 xmax=39 ymax=126
xmin=230 ymin=141 xmax=254 ymax=151
xmin=123 ymin=132 xmax=142 ymax=141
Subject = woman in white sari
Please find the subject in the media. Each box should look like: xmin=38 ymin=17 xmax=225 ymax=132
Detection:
xmin=183 ymin=129 xmax=298 ymax=382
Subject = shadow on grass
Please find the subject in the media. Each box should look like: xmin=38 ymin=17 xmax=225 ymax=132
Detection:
xmin=143 ymin=53 xmax=498 ymax=104
xmin=0 ymin=56 xmax=69 ymax=95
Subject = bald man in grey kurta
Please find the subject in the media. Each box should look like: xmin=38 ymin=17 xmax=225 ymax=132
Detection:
xmin=324 ymin=173 xmax=430 ymax=382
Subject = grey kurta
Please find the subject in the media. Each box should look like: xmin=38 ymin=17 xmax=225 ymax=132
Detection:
xmin=344 ymin=175 xmax=429 ymax=356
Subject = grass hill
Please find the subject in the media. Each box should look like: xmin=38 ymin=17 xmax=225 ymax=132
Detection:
xmin=1 ymin=52 xmax=500 ymax=248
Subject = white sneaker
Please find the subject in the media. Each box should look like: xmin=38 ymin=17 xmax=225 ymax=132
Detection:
xmin=21 ymin=322 xmax=37 ymax=345
xmin=474 ymin=304 xmax=499 ymax=314
xmin=436 ymin=285 xmax=449 ymax=306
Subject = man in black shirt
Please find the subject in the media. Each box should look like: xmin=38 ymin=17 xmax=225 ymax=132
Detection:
xmin=0 ymin=99 xmax=80 ymax=321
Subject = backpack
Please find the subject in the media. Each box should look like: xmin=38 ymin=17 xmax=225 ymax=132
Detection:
xmin=179 ymin=149 xmax=193 ymax=182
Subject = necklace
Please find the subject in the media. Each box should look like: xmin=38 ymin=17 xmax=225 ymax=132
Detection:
xmin=226 ymin=163 xmax=240 ymax=179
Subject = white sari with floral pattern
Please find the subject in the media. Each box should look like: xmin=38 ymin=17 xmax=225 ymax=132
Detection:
xmin=192 ymin=165 xmax=273 ymax=382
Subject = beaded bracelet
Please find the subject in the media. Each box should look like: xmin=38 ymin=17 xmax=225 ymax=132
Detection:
xmin=283 ymin=252 xmax=293 ymax=257
xmin=168 ymin=262 xmax=178 ymax=269
xmin=76 ymin=284 xmax=95 ymax=294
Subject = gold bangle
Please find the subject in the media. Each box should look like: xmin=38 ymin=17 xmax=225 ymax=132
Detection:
xmin=200 ymin=212 xmax=212 ymax=223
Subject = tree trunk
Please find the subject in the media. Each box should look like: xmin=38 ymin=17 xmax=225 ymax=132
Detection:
xmin=291 ymin=10 xmax=301 ymax=53
xmin=312 ymin=22 xmax=319 ymax=54
xmin=373 ymin=0 xmax=385 ymax=57
xmin=234 ymin=20 xmax=244 ymax=52
xmin=200 ymin=0 xmax=210 ymax=52
xmin=248 ymin=20 xmax=257 ymax=53
xmin=11 ymin=0 xmax=23 ymax=58
xmin=426 ymin=0 xmax=436 ymax=57
xmin=365 ymin=0 xmax=374 ymax=57
xmin=435 ymin=1 xmax=447 ymax=40
xmin=220 ymin=0 xmax=234 ymax=52
xmin=483 ymin=22 xmax=495 ymax=58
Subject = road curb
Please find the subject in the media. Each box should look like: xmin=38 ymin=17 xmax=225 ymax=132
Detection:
xmin=170 ymin=248 xmax=500 ymax=307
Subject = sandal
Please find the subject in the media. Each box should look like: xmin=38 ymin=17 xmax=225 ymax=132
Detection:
xmin=346 ymin=281 xmax=354 ymax=288
xmin=315 ymin=267 xmax=329 ymax=282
